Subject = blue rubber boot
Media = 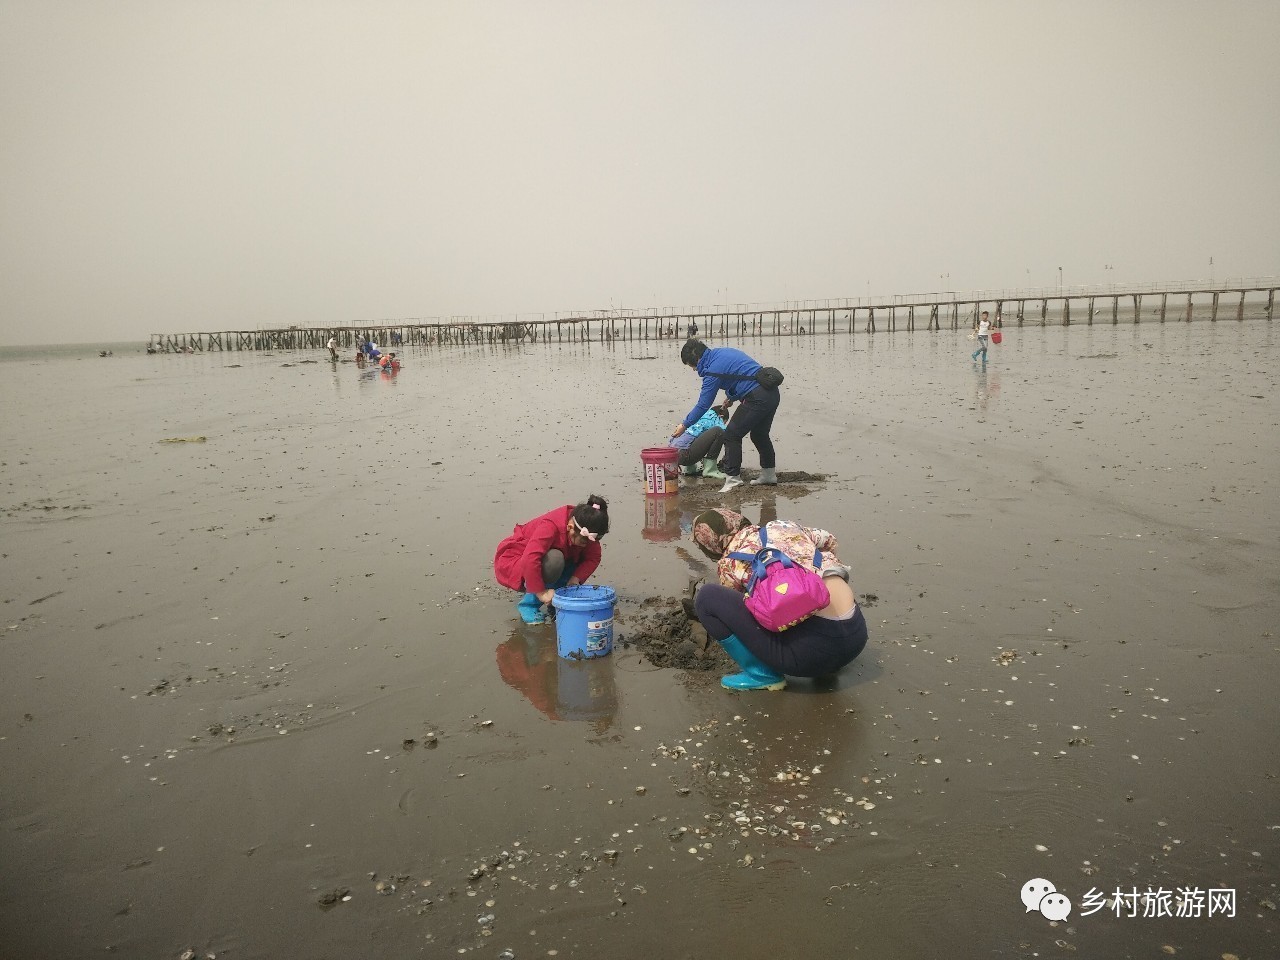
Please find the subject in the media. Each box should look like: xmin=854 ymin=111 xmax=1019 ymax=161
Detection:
xmin=718 ymin=634 xmax=786 ymax=691
xmin=517 ymin=563 xmax=576 ymax=624
xmin=517 ymin=593 xmax=548 ymax=624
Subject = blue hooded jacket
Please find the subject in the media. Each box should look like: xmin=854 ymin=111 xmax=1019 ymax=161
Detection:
xmin=682 ymin=347 xmax=761 ymax=428
xmin=672 ymin=407 xmax=725 ymax=450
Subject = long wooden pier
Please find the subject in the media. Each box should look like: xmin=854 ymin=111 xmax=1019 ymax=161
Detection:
xmin=147 ymin=279 xmax=1277 ymax=353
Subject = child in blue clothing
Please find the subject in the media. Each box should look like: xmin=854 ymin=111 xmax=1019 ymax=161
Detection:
xmin=671 ymin=404 xmax=729 ymax=480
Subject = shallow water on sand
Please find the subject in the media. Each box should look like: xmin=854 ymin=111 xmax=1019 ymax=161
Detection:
xmin=1 ymin=324 xmax=1277 ymax=958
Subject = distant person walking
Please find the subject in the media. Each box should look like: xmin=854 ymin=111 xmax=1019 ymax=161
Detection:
xmin=327 ymin=336 xmax=339 ymax=361
xmin=971 ymin=311 xmax=991 ymax=362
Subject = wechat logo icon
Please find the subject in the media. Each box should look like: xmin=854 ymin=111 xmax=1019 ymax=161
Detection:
xmin=1022 ymin=878 xmax=1072 ymax=922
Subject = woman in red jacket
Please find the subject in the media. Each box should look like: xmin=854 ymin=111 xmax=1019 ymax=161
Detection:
xmin=494 ymin=494 xmax=610 ymax=624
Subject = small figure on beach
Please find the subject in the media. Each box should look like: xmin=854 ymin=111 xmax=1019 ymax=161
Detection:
xmin=671 ymin=404 xmax=728 ymax=480
xmin=378 ymin=352 xmax=400 ymax=372
xmin=327 ymin=336 xmax=338 ymax=361
xmin=673 ymin=339 xmax=781 ymax=493
xmin=689 ymin=508 xmax=867 ymax=691
xmin=687 ymin=320 xmax=698 ymax=338
xmin=494 ymin=495 xmax=611 ymax=625
xmin=972 ymin=310 xmax=991 ymax=362
xmin=354 ymin=349 xmax=366 ymax=367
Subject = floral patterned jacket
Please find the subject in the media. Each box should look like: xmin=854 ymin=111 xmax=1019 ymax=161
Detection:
xmin=716 ymin=520 xmax=842 ymax=592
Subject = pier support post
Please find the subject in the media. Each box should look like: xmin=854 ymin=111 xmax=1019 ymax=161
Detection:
xmin=1237 ymin=291 xmax=1245 ymax=321
xmin=1159 ymin=293 xmax=1167 ymax=322
xmin=1132 ymin=294 xmax=1141 ymax=324
xmin=1211 ymin=292 xmax=1220 ymax=322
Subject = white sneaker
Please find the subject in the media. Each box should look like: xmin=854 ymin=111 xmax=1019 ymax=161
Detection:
xmin=719 ymin=475 xmax=744 ymax=493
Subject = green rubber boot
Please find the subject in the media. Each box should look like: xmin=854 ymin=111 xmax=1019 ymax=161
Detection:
xmin=699 ymin=458 xmax=727 ymax=480
xmin=718 ymin=634 xmax=786 ymax=691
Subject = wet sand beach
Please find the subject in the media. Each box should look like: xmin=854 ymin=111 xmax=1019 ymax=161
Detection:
xmin=1 ymin=324 xmax=1277 ymax=959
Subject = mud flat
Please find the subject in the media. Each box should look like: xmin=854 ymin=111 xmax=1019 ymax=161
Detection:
xmin=0 ymin=324 xmax=1276 ymax=958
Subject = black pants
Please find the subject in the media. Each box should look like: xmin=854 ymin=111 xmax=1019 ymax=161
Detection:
xmin=722 ymin=386 xmax=780 ymax=476
xmin=677 ymin=427 xmax=725 ymax=467
xmin=694 ymin=583 xmax=867 ymax=677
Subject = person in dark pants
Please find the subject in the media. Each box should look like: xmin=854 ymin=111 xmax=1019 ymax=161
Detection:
xmin=689 ymin=508 xmax=867 ymax=691
xmin=672 ymin=339 xmax=781 ymax=493
xmin=695 ymin=583 xmax=868 ymax=690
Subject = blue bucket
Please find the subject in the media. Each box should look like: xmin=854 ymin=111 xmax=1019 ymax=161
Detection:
xmin=552 ymin=584 xmax=616 ymax=659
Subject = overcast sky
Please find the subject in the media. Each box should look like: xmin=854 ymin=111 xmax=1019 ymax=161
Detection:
xmin=2 ymin=1 xmax=1278 ymax=345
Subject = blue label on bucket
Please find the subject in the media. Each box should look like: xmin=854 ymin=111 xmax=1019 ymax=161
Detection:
xmin=585 ymin=618 xmax=613 ymax=652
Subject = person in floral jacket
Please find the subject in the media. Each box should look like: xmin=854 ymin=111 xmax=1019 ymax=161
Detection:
xmin=689 ymin=508 xmax=866 ymax=692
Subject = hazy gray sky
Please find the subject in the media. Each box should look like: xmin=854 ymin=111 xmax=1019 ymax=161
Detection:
xmin=2 ymin=1 xmax=1278 ymax=345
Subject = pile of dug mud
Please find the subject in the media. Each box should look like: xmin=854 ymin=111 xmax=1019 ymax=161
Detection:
xmin=616 ymin=595 xmax=733 ymax=683
xmin=676 ymin=470 xmax=830 ymax=510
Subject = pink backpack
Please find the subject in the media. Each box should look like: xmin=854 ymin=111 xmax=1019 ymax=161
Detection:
xmin=729 ymin=526 xmax=830 ymax=631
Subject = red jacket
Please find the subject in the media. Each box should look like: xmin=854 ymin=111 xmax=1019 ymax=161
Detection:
xmin=493 ymin=504 xmax=602 ymax=594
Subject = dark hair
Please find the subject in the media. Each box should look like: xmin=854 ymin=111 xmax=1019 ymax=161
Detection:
xmin=572 ymin=494 xmax=610 ymax=539
xmin=680 ymin=339 xmax=707 ymax=367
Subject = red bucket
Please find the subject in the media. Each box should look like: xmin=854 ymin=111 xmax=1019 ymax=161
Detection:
xmin=641 ymin=447 xmax=680 ymax=496
xmin=991 ymin=330 xmax=1003 ymax=344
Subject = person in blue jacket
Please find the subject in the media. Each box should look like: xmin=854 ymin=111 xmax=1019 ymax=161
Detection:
xmin=672 ymin=339 xmax=780 ymax=493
